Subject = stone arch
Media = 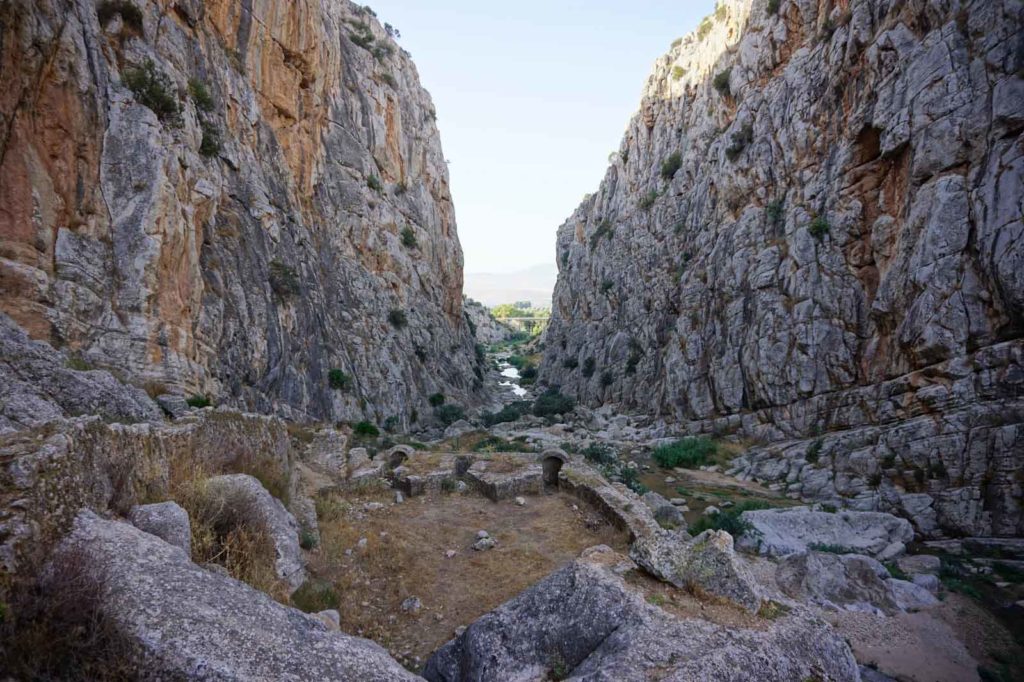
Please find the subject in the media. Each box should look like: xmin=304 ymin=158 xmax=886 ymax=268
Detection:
xmin=540 ymin=448 xmax=568 ymax=486
xmin=385 ymin=444 xmax=414 ymax=469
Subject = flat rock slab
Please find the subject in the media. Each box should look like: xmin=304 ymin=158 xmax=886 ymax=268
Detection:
xmin=738 ymin=508 xmax=914 ymax=558
xmin=423 ymin=546 xmax=858 ymax=681
xmin=48 ymin=510 xmax=419 ymax=681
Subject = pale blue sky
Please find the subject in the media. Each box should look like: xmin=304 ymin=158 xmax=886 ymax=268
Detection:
xmin=369 ymin=1 xmax=716 ymax=273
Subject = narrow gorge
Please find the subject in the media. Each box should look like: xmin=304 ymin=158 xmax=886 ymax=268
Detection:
xmin=0 ymin=0 xmax=1022 ymax=680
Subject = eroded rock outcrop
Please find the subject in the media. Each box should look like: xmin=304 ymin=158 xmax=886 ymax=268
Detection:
xmin=0 ymin=0 xmax=482 ymax=427
xmin=541 ymin=0 xmax=1024 ymax=536
xmin=46 ymin=510 xmax=417 ymax=680
xmin=423 ymin=545 xmax=858 ymax=681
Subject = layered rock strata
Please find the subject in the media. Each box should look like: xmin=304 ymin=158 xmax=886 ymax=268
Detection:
xmin=0 ymin=0 xmax=481 ymax=426
xmin=542 ymin=0 xmax=1024 ymax=536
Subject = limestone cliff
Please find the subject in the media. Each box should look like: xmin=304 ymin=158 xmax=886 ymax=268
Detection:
xmin=542 ymin=0 xmax=1024 ymax=536
xmin=0 ymin=0 xmax=482 ymax=425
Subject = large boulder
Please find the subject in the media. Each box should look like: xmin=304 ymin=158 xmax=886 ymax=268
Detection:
xmin=204 ymin=474 xmax=306 ymax=592
xmin=44 ymin=510 xmax=417 ymax=680
xmin=631 ymin=529 xmax=763 ymax=613
xmin=641 ymin=491 xmax=684 ymax=529
xmin=738 ymin=508 xmax=914 ymax=559
xmin=776 ymin=551 xmax=901 ymax=615
xmin=423 ymin=546 xmax=858 ymax=681
xmin=128 ymin=502 xmax=191 ymax=557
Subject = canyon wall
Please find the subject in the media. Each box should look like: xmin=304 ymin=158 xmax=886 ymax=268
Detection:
xmin=0 ymin=0 xmax=482 ymax=426
xmin=542 ymin=0 xmax=1024 ymax=536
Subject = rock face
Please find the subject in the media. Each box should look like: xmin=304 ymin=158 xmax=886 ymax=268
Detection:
xmin=47 ymin=510 xmax=418 ymax=680
xmin=738 ymin=507 xmax=914 ymax=558
xmin=463 ymin=297 xmax=515 ymax=344
xmin=0 ymin=313 xmax=163 ymax=433
xmin=0 ymin=0 xmax=483 ymax=427
xmin=423 ymin=546 xmax=858 ymax=681
xmin=541 ymin=0 xmax=1024 ymax=537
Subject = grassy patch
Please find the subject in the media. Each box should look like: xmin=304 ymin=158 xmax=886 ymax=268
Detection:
xmin=652 ymin=437 xmax=717 ymax=469
xmin=689 ymin=499 xmax=772 ymax=537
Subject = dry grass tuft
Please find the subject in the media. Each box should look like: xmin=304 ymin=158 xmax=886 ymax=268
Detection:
xmin=167 ymin=453 xmax=288 ymax=601
xmin=0 ymin=546 xmax=135 ymax=680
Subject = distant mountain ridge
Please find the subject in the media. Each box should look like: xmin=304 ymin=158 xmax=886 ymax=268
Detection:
xmin=464 ymin=263 xmax=557 ymax=308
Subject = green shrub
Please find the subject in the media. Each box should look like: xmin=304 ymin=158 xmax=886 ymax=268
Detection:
xmin=372 ymin=44 xmax=393 ymax=61
xmin=712 ymin=68 xmax=732 ymax=97
xmin=697 ymin=17 xmax=713 ymax=40
xmin=367 ymin=174 xmax=382 ymax=192
xmin=582 ymin=357 xmax=596 ymax=378
xmin=353 ymin=421 xmax=380 ymax=437
xmin=660 ymin=152 xmax=682 ymax=180
xmin=123 ymin=59 xmax=180 ymax=122
xmin=767 ymin=0 xmax=781 ymax=13
xmin=589 ymin=219 xmax=614 ymax=248
xmin=428 ymin=392 xmax=446 ymax=407
xmin=617 ymin=466 xmax=648 ymax=495
xmin=379 ymin=72 xmax=397 ymax=88
xmin=581 ymin=443 xmax=617 ymax=465
xmin=97 ymin=0 xmax=143 ymax=33
xmin=440 ymin=478 xmax=457 ymax=493
xmin=639 ymin=190 xmax=659 ymax=210
xmin=291 ymin=579 xmax=339 ymax=612
xmin=350 ymin=30 xmax=374 ymax=50
xmin=715 ymin=2 xmax=728 ymax=21
xmin=299 ymin=529 xmax=319 ymax=550
xmin=809 ymin=215 xmax=829 ymax=239
xmin=482 ymin=405 xmax=521 ymax=426
xmin=533 ymin=389 xmax=574 ymax=418
xmin=806 ymin=439 xmax=823 ymax=463
xmin=625 ymin=352 xmax=640 ymax=375
xmin=388 ymin=309 xmax=408 ymax=328
xmin=672 ymin=65 xmax=686 ymax=80
xmin=188 ymin=78 xmax=215 ymax=112
xmin=725 ymin=123 xmax=753 ymax=161
xmin=652 ymin=437 xmax=717 ymax=469
xmin=809 ymin=542 xmax=850 ymax=554
xmin=766 ymin=199 xmax=784 ymax=229
xmin=328 ymin=369 xmax=351 ymax=391
xmin=199 ymin=119 xmax=222 ymax=157
xmin=601 ymin=279 xmax=613 ymax=294
xmin=434 ymin=404 xmax=465 ymax=426
xmin=400 ymin=226 xmax=418 ymax=248
xmin=563 ymin=357 xmax=579 ymax=370
xmin=600 ymin=371 xmax=614 ymax=387
xmin=186 ymin=394 xmax=211 ymax=408
xmin=65 ymin=356 xmax=94 ymax=371
xmin=670 ymin=37 xmax=683 ymax=48
xmin=689 ymin=500 xmax=771 ymax=536
xmin=521 ymin=365 xmax=538 ymax=381
xmin=269 ymin=261 xmax=300 ymax=298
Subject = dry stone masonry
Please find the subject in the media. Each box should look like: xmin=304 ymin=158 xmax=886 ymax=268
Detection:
xmin=542 ymin=0 xmax=1024 ymax=538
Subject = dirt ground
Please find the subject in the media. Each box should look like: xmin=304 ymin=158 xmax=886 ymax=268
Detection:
xmin=302 ymin=487 xmax=628 ymax=669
